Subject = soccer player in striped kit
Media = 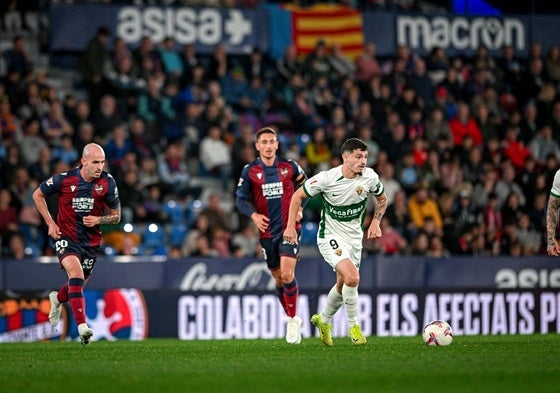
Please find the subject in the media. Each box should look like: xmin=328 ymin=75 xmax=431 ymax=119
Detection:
xmin=236 ymin=127 xmax=307 ymax=344
xmin=33 ymin=143 xmax=120 ymax=345
xmin=283 ymin=138 xmax=387 ymax=346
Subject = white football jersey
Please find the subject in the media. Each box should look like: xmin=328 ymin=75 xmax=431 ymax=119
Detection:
xmin=552 ymin=169 xmax=560 ymax=197
xmin=303 ymin=165 xmax=384 ymax=247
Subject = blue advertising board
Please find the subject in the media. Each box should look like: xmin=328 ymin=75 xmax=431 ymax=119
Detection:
xmin=49 ymin=4 xmax=269 ymax=54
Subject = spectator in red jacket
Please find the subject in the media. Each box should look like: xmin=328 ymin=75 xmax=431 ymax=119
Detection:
xmin=448 ymin=102 xmax=483 ymax=146
xmin=501 ymin=124 xmax=532 ymax=169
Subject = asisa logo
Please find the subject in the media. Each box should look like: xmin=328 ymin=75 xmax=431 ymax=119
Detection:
xmin=0 ymin=292 xmax=67 ymax=342
xmin=68 ymin=289 xmax=148 ymax=342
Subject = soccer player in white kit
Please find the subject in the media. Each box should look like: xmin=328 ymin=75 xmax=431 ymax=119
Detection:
xmin=547 ymin=169 xmax=560 ymax=256
xmin=283 ymin=138 xmax=387 ymax=345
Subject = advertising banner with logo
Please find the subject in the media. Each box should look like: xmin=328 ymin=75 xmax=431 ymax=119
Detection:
xmin=144 ymin=289 xmax=560 ymax=339
xmin=49 ymin=4 xmax=268 ymax=54
xmin=0 ymin=289 xmax=148 ymax=343
xmin=1 ymin=288 xmax=558 ymax=342
xmin=3 ymin=256 xmax=560 ymax=291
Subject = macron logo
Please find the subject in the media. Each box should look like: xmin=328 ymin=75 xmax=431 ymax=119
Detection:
xmin=71 ymin=185 xmax=76 ymax=192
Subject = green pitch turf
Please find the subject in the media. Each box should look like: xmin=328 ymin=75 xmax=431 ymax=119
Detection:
xmin=0 ymin=335 xmax=559 ymax=393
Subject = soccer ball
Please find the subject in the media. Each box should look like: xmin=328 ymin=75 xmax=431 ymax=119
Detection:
xmin=422 ymin=320 xmax=454 ymax=346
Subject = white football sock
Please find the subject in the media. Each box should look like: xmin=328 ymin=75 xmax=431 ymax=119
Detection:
xmin=321 ymin=285 xmax=343 ymax=324
xmin=342 ymin=284 xmax=359 ymax=325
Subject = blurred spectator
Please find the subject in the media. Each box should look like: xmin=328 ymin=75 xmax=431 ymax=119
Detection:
xmin=427 ymin=235 xmax=450 ymax=257
xmin=138 ymin=184 xmax=167 ymax=224
xmin=157 ymin=141 xmax=201 ymax=199
xmin=275 ymin=44 xmax=303 ymax=86
xmin=73 ymin=121 xmax=95 ymax=155
xmin=328 ymin=42 xmax=355 ymax=83
xmin=385 ymin=189 xmax=416 ymax=242
xmin=40 ymin=99 xmax=73 ymax=148
xmin=133 ymin=36 xmax=162 ymax=78
xmin=91 ymin=94 xmax=122 ymax=144
xmin=201 ymin=193 xmax=231 ymax=231
xmin=364 ymin=217 xmax=407 ymax=256
xmin=473 ymin=102 xmax=499 ymax=142
xmin=199 ymin=125 xmax=232 ymax=189
xmin=28 ymin=146 xmax=52 ymax=183
xmin=180 ymin=44 xmax=200 ymax=87
xmin=407 ymin=185 xmax=443 ymax=235
xmin=1 ymin=144 xmax=24 ymax=187
xmin=501 ymin=124 xmax=531 ymax=169
xmin=408 ymin=230 xmax=430 ymax=256
xmin=136 ymin=76 xmax=176 ymax=143
xmin=355 ymin=42 xmax=381 ymax=89
xmin=230 ymin=221 xmax=260 ymax=258
xmin=17 ymin=81 xmax=49 ymax=122
xmin=69 ymin=100 xmax=92 ymax=139
xmin=426 ymin=46 xmax=448 ymax=85
xmin=519 ymin=100 xmax=539 ymax=144
xmin=207 ymin=44 xmax=228 ymax=82
xmin=0 ymin=188 xmax=19 ymax=251
xmin=494 ymin=162 xmax=526 ymax=209
xmin=20 ymin=118 xmax=47 ymax=167
xmin=448 ymin=102 xmax=483 ymax=147
xmin=78 ymin=26 xmax=112 ymax=110
xmin=382 ymin=120 xmax=410 ymax=165
xmin=452 ymin=188 xmax=481 ymax=235
xmin=104 ymin=123 xmax=132 ymax=168
xmin=409 ymin=58 xmax=435 ymax=112
xmin=304 ymin=126 xmax=331 ymax=174
xmin=5 ymin=231 xmax=27 ymax=259
xmin=545 ymin=45 xmax=560 ymax=84
xmin=302 ymin=39 xmax=332 ymax=85
xmin=51 ymin=134 xmax=79 ymax=167
xmin=528 ymin=123 xmax=560 ymax=167
xmin=181 ymin=213 xmax=215 ymax=257
xmin=0 ymin=95 xmax=23 ymax=143
xmin=158 ymin=37 xmax=184 ymax=82
xmin=3 ymin=35 xmax=32 ymax=77
xmin=516 ymin=212 xmax=541 ymax=255
xmin=221 ymin=66 xmax=249 ymax=113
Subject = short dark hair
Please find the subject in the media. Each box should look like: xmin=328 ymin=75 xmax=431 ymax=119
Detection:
xmin=341 ymin=138 xmax=368 ymax=154
xmin=256 ymin=127 xmax=276 ymax=141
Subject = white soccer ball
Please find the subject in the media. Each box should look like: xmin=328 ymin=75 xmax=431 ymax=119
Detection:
xmin=422 ymin=320 xmax=454 ymax=346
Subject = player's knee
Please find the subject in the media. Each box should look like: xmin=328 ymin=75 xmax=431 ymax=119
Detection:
xmin=281 ymin=270 xmax=294 ymax=283
xmin=345 ymin=274 xmax=360 ymax=287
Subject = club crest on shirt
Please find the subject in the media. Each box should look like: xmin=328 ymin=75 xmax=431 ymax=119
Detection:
xmin=280 ymin=168 xmax=288 ymax=177
xmin=95 ymin=184 xmax=104 ymax=194
xmin=334 ymin=249 xmax=342 ymax=256
xmin=257 ymin=172 xmax=263 ymax=180
xmin=356 ymin=186 xmax=364 ymax=196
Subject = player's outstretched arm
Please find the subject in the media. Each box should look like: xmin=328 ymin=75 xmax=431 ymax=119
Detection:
xmin=367 ymin=193 xmax=387 ymax=240
xmin=546 ymin=194 xmax=560 ymax=256
xmin=283 ymin=187 xmax=307 ymax=245
xmin=32 ymin=187 xmax=61 ymax=240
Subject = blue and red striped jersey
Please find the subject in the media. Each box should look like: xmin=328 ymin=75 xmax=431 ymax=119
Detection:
xmin=39 ymin=167 xmax=120 ymax=247
xmin=236 ymin=157 xmax=307 ymax=239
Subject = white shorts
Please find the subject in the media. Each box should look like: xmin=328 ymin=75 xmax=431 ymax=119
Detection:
xmin=317 ymin=236 xmax=362 ymax=271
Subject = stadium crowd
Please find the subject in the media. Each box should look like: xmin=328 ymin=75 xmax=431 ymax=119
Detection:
xmin=1 ymin=6 xmax=560 ymax=259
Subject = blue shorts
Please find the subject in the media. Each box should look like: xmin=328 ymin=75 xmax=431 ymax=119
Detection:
xmin=260 ymin=231 xmax=300 ymax=271
xmin=53 ymin=237 xmax=101 ymax=276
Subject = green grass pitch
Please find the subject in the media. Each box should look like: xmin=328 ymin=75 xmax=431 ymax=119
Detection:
xmin=0 ymin=335 xmax=559 ymax=393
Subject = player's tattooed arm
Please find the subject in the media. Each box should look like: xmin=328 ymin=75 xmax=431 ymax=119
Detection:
xmin=373 ymin=193 xmax=388 ymax=221
xmin=546 ymin=195 xmax=560 ymax=247
xmin=99 ymin=207 xmax=121 ymax=225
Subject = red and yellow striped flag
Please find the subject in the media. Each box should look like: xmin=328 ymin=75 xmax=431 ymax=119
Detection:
xmin=284 ymin=4 xmax=364 ymax=60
